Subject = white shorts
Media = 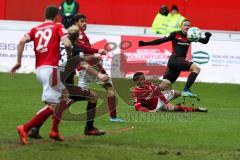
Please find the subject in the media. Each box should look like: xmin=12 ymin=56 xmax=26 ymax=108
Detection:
xmin=36 ymin=66 xmax=65 ymax=104
xmin=156 ymin=90 xmax=175 ymax=110
xmin=78 ymin=69 xmax=113 ymax=89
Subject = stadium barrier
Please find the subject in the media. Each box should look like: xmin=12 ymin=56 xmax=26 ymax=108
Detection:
xmin=0 ymin=20 xmax=240 ymax=84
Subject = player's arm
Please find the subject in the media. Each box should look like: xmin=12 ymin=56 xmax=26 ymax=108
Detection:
xmin=132 ymin=89 xmax=152 ymax=112
xmin=58 ymin=3 xmax=64 ymax=17
xmin=76 ymin=40 xmax=99 ymax=54
xmin=198 ymin=32 xmax=212 ymax=44
xmin=10 ymin=36 xmax=30 ymax=74
xmin=139 ymin=32 xmax=175 ymax=47
xmin=62 ymin=36 xmax=72 ymax=58
xmin=79 ymin=60 xmax=109 ymax=82
xmin=73 ymin=2 xmax=79 ymax=15
xmin=134 ymin=102 xmax=150 ymax=112
xmin=72 ymin=45 xmax=84 ymax=57
xmin=151 ymin=14 xmax=160 ymax=34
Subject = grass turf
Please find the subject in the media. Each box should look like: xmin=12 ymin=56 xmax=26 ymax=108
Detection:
xmin=0 ymin=72 xmax=240 ymax=160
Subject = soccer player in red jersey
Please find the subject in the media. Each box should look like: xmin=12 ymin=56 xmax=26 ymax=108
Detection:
xmin=132 ymin=72 xmax=207 ymax=112
xmin=11 ymin=5 xmax=108 ymax=145
xmin=72 ymin=14 xmax=125 ymax=122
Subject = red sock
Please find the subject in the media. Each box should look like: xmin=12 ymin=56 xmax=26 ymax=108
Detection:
xmin=24 ymin=106 xmax=53 ymax=132
xmin=51 ymin=115 xmax=60 ymax=133
xmin=175 ymin=105 xmax=197 ymax=112
xmin=108 ymin=96 xmax=116 ymax=118
xmin=51 ymin=99 xmax=74 ymax=132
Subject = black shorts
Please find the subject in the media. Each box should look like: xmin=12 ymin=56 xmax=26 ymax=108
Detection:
xmin=64 ymin=71 xmax=76 ymax=85
xmin=163 ymin=55 xmax=193 ymax=83
xmin=66 ymin=85 xmax=89 ymax=101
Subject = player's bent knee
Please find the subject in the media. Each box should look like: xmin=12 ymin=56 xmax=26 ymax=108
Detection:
xmin=107 ymin=89 xmax=115 ymax=97
xmin=197 ymin=67 xmax=201 ymax=73
xmin=79 ymin=61 xmax=90 ymax=70
xmin=88 ymin=91 xmax=98 ymax=103
xmin=193 ymin=67 xmax=201 ymax=74
xmin=190 ymin=64 xmax=201 ymax=74
xmin=159 ymin=79 xmax=172 ymax=91
xmin=88 ymin=99 xmax=97 ymax=104
xmin=104 ymin=84 xmax=115 ymax=97
xmin=45 ymin=103 xmax=57 ymax=110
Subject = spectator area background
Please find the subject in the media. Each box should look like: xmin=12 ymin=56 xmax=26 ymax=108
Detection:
xmin=0 ymin=0 xmax=239 ymax=31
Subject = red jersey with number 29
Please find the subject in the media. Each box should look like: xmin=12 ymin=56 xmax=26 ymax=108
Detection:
xmin=26 ymin=21 xmax=68 ymax=68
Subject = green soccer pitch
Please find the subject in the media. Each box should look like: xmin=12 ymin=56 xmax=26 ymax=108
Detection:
xmin=0 ymin=73 xmax=240 ymax=160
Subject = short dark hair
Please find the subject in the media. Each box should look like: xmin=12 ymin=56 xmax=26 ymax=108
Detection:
xmin=133 ymin=72 xmax=144 ymax=82
xmin=181 ymin=19 xmax=191 ymax=26
xmin=74 ymin=14 xmax=87 ymax=23
xmin=45 ymin=5 xmax=59 ymax=20
xmin=171 ymin=5 xmax=179 ymax=12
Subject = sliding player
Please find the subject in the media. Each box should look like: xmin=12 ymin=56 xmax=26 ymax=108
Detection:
xmin=132 ymin=72 xmax=207 ymax=112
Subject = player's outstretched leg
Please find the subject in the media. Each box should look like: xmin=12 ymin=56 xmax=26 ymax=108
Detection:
xmin=175 ymin=105 xmax=207 ymax=112
xmin=49 ymin=98 xmax=75 ymax=141
xmin=84 ymin=102 xmax=106 ymax=136
xmin=17 ymin=105 xmax=54 ymax=144
xmin=104 ymin=83 xmax=125 ymax=123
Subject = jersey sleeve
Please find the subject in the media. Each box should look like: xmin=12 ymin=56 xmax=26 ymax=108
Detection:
xmin=151 ymin=14 xmax=160 ymax=33
xmin=58 ymin=3 xmax=64 ymax=17
xmin=198 ymin=33 xmax=211 ymax=44
xmin=73 ymin=2 xmax=80 ymax=15
xmin=57 ymin=24 xmax=68 ymax=39
xmin=76 ymin=39 xmax=99 ymax=54
xmin=141 ymin=32 xmax=175 ymax=46
xmin=25 ymin=27 xmax=35 ymax=41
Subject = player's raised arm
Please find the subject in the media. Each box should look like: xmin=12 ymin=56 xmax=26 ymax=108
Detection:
xmin=138 ymin=32 xmax=175 ymax=47
xmin=10 ymin=35 xmax=30 ymax=75
xmin=198 ymin=32 xmax=212 ymax=44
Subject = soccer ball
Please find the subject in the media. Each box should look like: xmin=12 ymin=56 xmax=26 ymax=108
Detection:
xmin=187 ymin=27 xmax=201 ymax=42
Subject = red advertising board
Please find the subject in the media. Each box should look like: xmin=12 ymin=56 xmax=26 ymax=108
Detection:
xmin=121 ymin=35 xmax=191 ymax=78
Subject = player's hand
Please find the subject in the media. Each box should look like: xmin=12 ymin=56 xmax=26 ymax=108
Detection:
xmin=205 ymin=32 xmax=212 ymax=37
xmin=97 ymin=73 xmax=109 ymax=82
xmin=98 ymin=49 xmax=107 ymax=55
xmin=10 ymin=63 xmax=21 ymax=75
xmin=138 ymin=41 xmax=145 ymax=47
xmin=149 ymin=109 xmax=157 ymax=112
